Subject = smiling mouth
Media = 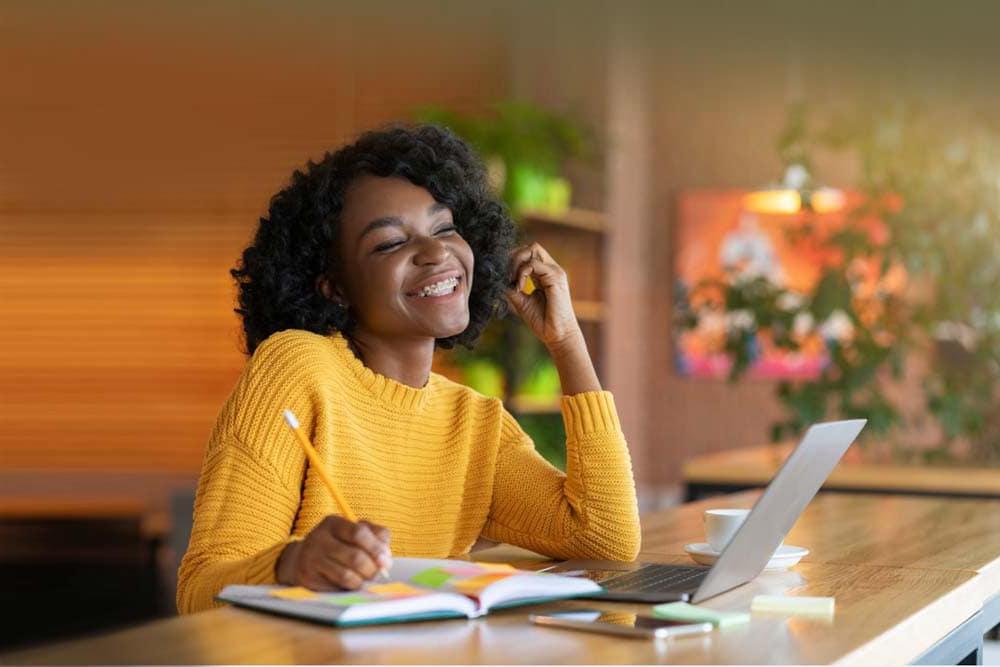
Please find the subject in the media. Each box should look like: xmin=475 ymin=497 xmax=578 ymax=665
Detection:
xmin=407 ymin=275 xmax=462 ymax=298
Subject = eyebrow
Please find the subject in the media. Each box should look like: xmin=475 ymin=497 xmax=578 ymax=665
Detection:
xmin=357 ymin=202 xmax=450 ymax=241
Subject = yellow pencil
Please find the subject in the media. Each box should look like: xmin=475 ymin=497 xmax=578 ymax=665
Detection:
xmin=282 ymin=409 xmax=390 ymax=580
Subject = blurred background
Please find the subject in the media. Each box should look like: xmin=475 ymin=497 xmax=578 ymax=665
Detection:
xmin=4 ymin=0 xmax=1000 ymax=651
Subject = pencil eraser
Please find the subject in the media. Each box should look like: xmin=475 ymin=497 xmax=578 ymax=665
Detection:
xmin=652 ymin=601 xmax=750 ymax=628
xmin=750 ymin=595 xmax=835 ymax=617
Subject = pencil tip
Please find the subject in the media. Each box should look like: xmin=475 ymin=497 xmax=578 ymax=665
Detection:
xmin=283 ymin=409 xmax=299 ymax=428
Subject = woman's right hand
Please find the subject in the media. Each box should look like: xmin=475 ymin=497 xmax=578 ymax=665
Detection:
xmin=276 ymin=515 xmax=392 ymax=590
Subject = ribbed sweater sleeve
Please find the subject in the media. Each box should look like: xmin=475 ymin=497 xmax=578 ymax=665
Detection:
xmin=175 ymin=433 xmax=302 ymax=614
xmin=176 ymin=334 xmax=313 ymax=614
xmin=482 ymin=390 xmax=641 ymax=561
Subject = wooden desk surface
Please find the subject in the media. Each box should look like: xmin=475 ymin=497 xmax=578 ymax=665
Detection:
xmin=644 ymin=490 xmax=1000 ymax=608
xmin=683 ymin=443 xmax=1000 ymax=496
xmin=5 ymin=492 xmax=997 ymax=665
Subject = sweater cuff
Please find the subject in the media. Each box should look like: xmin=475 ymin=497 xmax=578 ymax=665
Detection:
xmin=561 ymin=391 xmax=622 ymax=437
xmin=242 ymin=538 xmax=300 ymax=586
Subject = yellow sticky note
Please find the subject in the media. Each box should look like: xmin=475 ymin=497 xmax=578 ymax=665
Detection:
xmin=270 ymin=587 xmax=319 ymax=601
xmin=476 ymin=562 xmax=517 ymax=573
xmin=452 ymin=573 xmax=514 ymax=595
xmin=367 ymin=582 xmax=428 ymax=598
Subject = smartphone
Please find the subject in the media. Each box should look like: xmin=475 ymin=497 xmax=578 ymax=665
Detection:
xmin=529 ymin=609 xmax=714 ymax=639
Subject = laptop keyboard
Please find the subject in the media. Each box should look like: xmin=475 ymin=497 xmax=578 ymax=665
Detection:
xmin=601 ymin=564 xmax=710 ymax=593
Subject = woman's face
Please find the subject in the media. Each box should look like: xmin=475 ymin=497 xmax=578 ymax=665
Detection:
xmin=329 ymin=175 xmax=475 ymax=341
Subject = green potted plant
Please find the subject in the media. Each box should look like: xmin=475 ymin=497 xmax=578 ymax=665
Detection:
xmin=414 ymin=101 xmax=596 ymax=467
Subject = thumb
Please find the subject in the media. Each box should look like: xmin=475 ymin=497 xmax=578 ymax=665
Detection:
xmin=506 ymin=289 xmax=528 ymax=314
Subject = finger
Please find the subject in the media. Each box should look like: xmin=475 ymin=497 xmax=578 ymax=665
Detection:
xmin=318 ymin=557 xmax=367 ymax=590
xmin=507 ymin=244 xmax=540 ymax=283
xmin=528 ymin=243 xmax=557 ymax=265
xmin=327 ymin=542 xmax=380 ymax=582
xmin=504 ymin=288 xmax=529 ymax=315
xmin=329 ymin=519 xmax=391 ymax=565
xmin=295 ymin=537 xmax=364 ymax=591
xmin=512 ymin=255 xmax=564 ymax=293
xmin=358 ymin=520 xmax=391 ymax=546
xmin=510 ymin=251 xmax=554 ymax=287
xmin=358 ymin=520 xmax=393 ymax=569
xmin=302 ymin=561 xmax=363 ymax=591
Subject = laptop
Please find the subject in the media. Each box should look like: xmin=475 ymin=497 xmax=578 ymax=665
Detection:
xmin=549 ymin=419 xmax=866 ymax=603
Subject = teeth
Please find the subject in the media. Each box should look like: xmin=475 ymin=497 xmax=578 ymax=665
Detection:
xmin=418 ymin=276 xmax=459 ymax=297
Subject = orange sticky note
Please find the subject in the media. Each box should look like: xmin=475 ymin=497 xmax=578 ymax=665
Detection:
xmin=452 ymin=573 xmax=514 ymax=595
xmin=476 ymin=562 xmax=517 ymax=573
xmin=367 ymin=582 xmax=428 ymax=598
xmin=270 ymin=587 xmax=319 ymax=601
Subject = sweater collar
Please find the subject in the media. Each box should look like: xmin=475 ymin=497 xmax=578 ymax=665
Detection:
xmin=327 ymin=332 xmax=434 ymax=412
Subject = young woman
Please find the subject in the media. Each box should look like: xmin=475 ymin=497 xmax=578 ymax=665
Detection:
xmin=177 ymin=125 xmax=640 ymax=614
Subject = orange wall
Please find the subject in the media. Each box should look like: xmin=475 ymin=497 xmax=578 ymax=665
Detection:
xmin=1 ymin=4 xmax=508 ymax=471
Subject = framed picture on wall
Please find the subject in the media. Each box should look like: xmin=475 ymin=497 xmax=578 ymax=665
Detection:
xmin=673 ymin=189 xmax=861 ymax=380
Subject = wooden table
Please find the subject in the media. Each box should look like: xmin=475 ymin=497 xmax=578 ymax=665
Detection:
xmin=5 ymin=492 xmax=1000 ymax=665
xmin=682 ymin=443 xmax=1000 ymax=501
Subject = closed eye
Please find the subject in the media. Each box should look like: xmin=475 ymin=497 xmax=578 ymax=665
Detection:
xmin=374 ymin=239 xmax=405 ymax=253
xmin=435 ymin=225 xmax=458 ymax=236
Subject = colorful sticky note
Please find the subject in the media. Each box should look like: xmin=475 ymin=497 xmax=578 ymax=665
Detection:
xmin=451 ymin=573 xmax=515 ymax=596
xmin=367 ymin=582 xmax=428 ymax=598
xmin=319 ymin=594 xmax=377 ymax=606
xmin=411 ymin=567 xmax=453 ymax=588
xmin=442 ymin=566 xmax=492 ymax=577
xmin=443 ymin=563 xmax=518 ymax=577
xmin=476 ymin=562 xmax=517 ymax=573
xmin=270 ymin=587 xmax=320 ymax=601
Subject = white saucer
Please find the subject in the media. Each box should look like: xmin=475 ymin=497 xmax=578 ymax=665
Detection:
xmin=684 ymin=543 xmax=809 ymax=570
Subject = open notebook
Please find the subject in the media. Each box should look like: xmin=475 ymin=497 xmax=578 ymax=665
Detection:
xmin=217 ymin=557 xmax=603 ymax=627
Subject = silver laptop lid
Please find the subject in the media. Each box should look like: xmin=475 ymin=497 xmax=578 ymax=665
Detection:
xmin=691 ymin=419 xmax=866 ymax=603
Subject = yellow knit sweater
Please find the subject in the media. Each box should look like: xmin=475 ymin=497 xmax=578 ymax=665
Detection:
xmin=176 ymin=329 xmax=641 ymax=614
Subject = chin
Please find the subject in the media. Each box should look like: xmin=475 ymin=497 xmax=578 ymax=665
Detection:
xmin=430 ymin=314 xmax=470 ymax=340
xmin=437 ymin=321 xmax=470 ymax=340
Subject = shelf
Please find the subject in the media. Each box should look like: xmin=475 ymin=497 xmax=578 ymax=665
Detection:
xmin=573 ymin=299 xmax=604 ymax=323
xmin=520 ymin=208 xmax=606 ymax=233
xmin=509 ymin=395 xmax=562 ymax=415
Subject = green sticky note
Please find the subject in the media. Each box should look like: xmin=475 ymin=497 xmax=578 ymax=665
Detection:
xmin=410 ymin=567 xmax=452 ymax=588
xmin=652 ymin=601 xmax=749 ymax=628
xmin=320 ymin=594 xmax=376 ymax=606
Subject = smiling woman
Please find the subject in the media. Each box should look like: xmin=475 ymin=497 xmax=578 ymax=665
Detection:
xmin=176 ymin=124 xmax=641 ymax=614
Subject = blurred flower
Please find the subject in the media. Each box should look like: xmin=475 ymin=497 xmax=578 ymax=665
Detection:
xmin=776 ymin=291 xmax=805 ymax=311
xmin=793 ymin=311 xmax=815 ymax=338
xmin=698 ymin=309 xmax=727 ymax=335
xmin=878 ymin=262 xmax=908 ymax=297
xmin=933 ymin=321 xmax=978 ymax=351
xmin=856 ymin=215 xmax=890 ymax=247
xmin=726 ymin=309 xmax=756 ymax=333
xmin=819 ymin=310 xmax=855 ymax=343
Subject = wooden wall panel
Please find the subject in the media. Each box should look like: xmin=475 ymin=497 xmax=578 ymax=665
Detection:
xmin=1 ymin=4 xmax=509 ymax=473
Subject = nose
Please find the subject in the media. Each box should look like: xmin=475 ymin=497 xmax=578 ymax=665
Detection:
xmin=412 ymin=235 xmax=450 ymax=265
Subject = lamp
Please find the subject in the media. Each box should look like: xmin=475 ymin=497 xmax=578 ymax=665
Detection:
xmin=744 ymin=163 xmax=846 ymax=215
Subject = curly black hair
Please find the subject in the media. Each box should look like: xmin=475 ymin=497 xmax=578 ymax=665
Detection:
xmin=230 ymin=124 xmax=517 ymax=356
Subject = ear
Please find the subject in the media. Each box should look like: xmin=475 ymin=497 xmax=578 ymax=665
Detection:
xmin=316 ymin=273 xmax=348 ymax=307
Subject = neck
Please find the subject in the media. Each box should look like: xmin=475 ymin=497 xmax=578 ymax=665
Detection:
xmin=348 ymin=329 xmax=435 ymax=389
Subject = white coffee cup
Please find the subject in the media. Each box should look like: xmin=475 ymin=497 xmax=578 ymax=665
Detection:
xmin=704 ymin=508 xmax=756 ymax=553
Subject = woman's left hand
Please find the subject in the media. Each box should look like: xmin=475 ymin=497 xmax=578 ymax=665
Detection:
xmin=506 ymin=242 xmax=583 ymax=351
